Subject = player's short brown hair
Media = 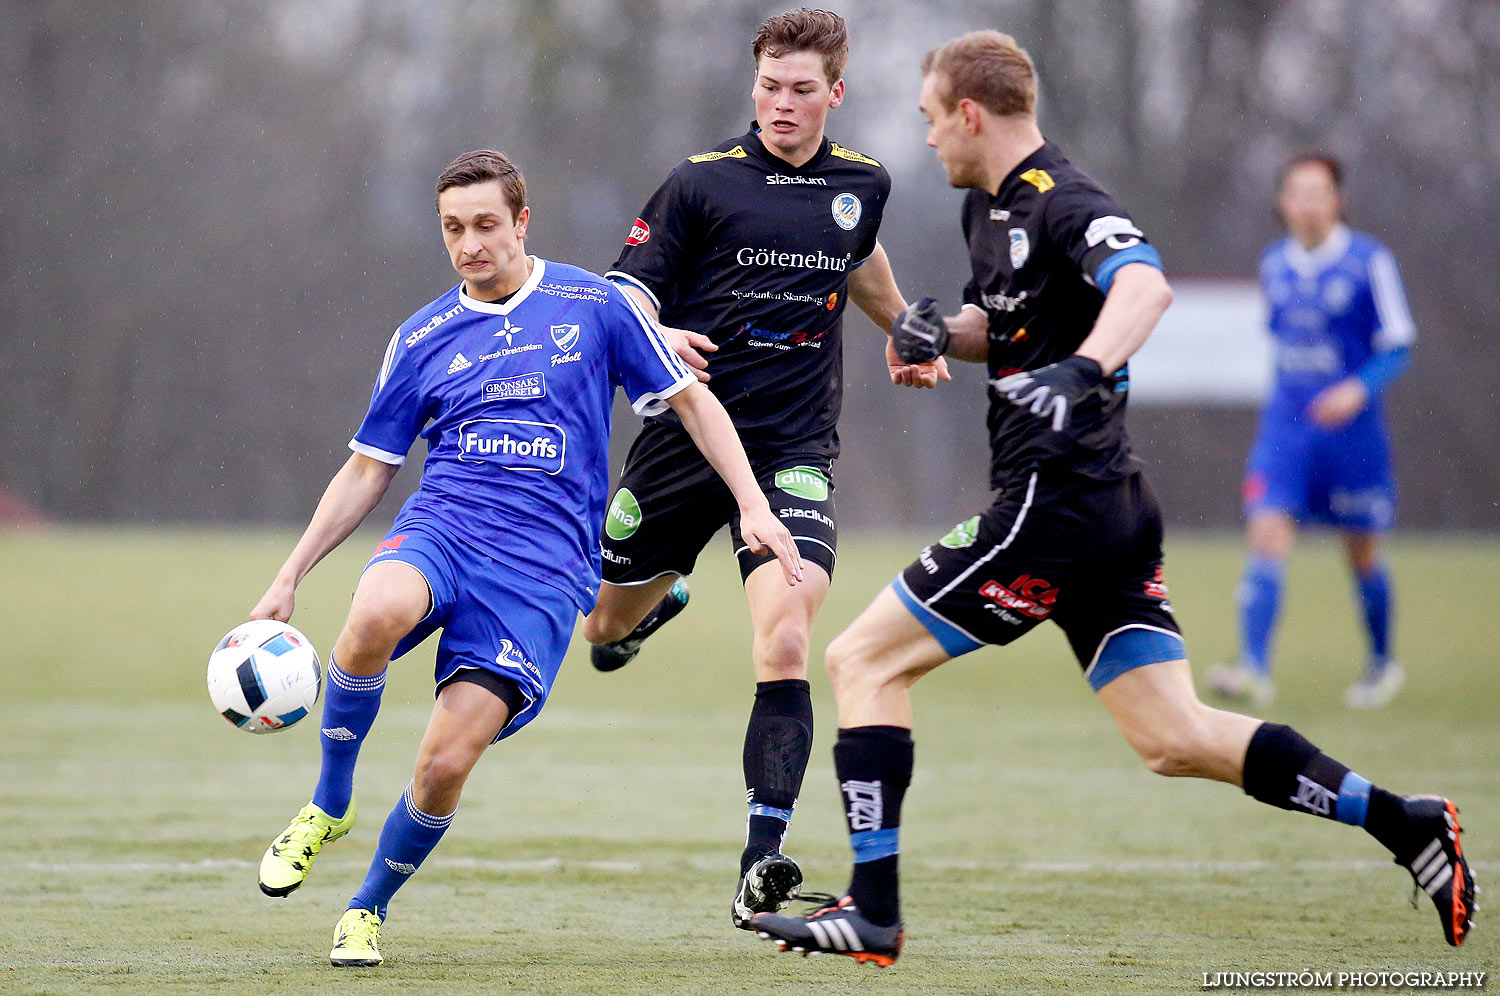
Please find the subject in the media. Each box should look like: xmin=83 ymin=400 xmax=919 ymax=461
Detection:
xmin=921 ymin=30 xmax=1037 ymax=118
xmin=435 ymin=150 xmax=527 ymax=220
xmin=1281 ymin=151 xmax=1344 ymax=191
xmin=752 ymin=8 xmax=848 ymax=84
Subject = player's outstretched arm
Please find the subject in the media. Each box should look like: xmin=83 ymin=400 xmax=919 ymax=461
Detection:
xmin=615 ymin=281 xmax=717 ymax=383
xmin=849 ymin=242 xmax=951 ymax=389
xmin=1074 ymin=262 xmax=1173 ymax=374
xmin=665 ymin=383 xmax=804 ymax=586
xmin=250 ymin=453 xmax=402 ymax=621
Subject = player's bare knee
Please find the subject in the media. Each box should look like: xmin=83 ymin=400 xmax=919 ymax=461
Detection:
xmin=754 ymin=619 xmax=810 ymax=679
xmin=580 ymin=610 xmax=631 ymax=646
xmin=413 ymin=744 xmax=476 ymax=803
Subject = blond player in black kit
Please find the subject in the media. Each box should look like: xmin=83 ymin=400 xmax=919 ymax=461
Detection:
xmin=579 ymin=9 xmax=947 ymax=932
xmin=752 ymin=30 xmax=1474 ymax=966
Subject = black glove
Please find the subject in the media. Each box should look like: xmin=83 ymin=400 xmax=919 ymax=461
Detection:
xmin=891 ymin=297 xmax=950 ymax=364
xmin=991 ymin=356 xmax=1106 ymax=432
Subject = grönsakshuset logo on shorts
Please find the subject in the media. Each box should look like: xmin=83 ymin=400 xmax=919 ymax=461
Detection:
xmin=457 ymin=418 xmax=566 ymax=474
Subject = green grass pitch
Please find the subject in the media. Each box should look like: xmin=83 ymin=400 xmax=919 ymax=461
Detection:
xmin=0 ymin=528 xmax=1494 ymax=994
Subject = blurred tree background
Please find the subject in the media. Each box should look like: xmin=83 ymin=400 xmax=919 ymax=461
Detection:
xmin=3 ymin=0 xmax=1496 ymax=529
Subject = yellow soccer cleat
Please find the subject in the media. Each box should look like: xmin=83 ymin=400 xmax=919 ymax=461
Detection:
xmin=330 ymin=908 xmax=383 ymax=967
xmin=258 ymin=800 xmax=356 ymax=898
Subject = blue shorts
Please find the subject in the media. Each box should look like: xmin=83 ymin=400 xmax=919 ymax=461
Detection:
xmin=1244 ymin=412 xmax=1396 ymax=532
xmin=363 ymin=515 xmax=577 ymax=742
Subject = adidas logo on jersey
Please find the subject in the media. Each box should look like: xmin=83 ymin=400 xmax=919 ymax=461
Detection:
xmin=321 ymin=727 xmax=357 ymax=741
xmin=447 ymin=352 xmax=472 ymax=375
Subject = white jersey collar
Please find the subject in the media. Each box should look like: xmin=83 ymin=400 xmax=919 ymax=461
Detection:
xmin=1283 ymin=224 xmax=1350 ymax=278
xmin=460 ymin=256 xmax=545 ymax=315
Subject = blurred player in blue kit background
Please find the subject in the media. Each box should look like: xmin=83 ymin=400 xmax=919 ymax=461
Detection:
xmin=1209 ymin=153 xmax=1415 ymax=709
xmin=247 ymin=150 xmax=801 ymax=966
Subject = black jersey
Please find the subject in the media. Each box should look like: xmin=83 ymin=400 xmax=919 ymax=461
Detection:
xmin=607 ymin=126 xmax=890 ymax=456
xmin=961 ymin=141 xmax=1163 ymax=490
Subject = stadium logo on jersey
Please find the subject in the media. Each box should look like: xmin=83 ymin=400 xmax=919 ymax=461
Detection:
xmin=831 ymin=192 xmax=862 ymax=230
xmin=550 ymin=323 xmax=580 ymax=351
xmin=483 ymin=373 xmax=546 ymax=402
xmin=404 ymin=303 xmax=464 ymax=348
xmin=457 ymin=418 xmax=566 ymax=474
xmin=1008 ymin=228 xmax=1030 ymax=269
xmin=605 ymin=488 xmax=642 ymax=540
xmin=979 ymin=575 xmax=1056 ymax=620
xmin=767 ymin=173 xmax=827 ymax=185
xmin=775 ymin=466 xmax=829 ymax=502
xmin=939 ymin=516 xmax=980 ymax=549
xmin=1084 ymin=215 xmax=1143 ymax=251
xmin=447 ymin=352 xmax=473 ymax=375
xmin=989 ymin=208 xmax=1011 ymax=221
xmin=626 ymin=218 xmax=651 ymax=246
xmin=496 ymin=638 xmax=543 ymax=680
xmin=493 ymin=316 xmax=524 ymax=346
xmin=1019 ymin=168 xmax=1055 ymax=193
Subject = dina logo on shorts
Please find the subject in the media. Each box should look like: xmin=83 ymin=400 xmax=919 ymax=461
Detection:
xmin=606 ymin=488 xmax=641 ymax=540
xmin=939 ymin=516 xmax=980 ymax=549
xmin=774 ymin=466 xmax=828 ymax=502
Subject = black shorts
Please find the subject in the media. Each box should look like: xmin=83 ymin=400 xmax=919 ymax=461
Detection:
xmin=894 ymin=470 xmax=1184 ymax=690
xmin=600 ymin=421 xmax=838 ymax=585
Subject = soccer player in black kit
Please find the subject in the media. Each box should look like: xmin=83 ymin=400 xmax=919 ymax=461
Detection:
xmin=752 ymin=30 xmax=1474 ymax=965
xmin=579 ymin=9 xmax=947 ymax=930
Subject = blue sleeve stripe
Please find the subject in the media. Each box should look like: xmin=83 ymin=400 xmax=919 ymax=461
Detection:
xmin=1095 ymin=244 xmax=1163 ymax=295
xmin=1336 ymin=771 xmax=1372 ymax=827
xmin=1355 ymin=345 xmax=1410 ymax=394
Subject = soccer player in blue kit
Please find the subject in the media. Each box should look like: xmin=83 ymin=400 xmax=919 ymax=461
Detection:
xmin=248 ymin=150 xmax=802 ymax=966
xmin=1209 ymin=153 xmax=1415 ymax=709
xmin=751 ymin=31 xmax=1473 ymax=964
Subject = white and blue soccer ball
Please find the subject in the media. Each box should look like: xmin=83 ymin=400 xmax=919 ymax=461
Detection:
xmin=207 ymin=619 xmax=321 ymax=734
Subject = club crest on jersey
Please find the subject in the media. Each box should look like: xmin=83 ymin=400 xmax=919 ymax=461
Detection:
xmin=1009 ymin=228 xmax=1030 ymax=269
xmin=831 ymin=192 xmax=862 ymax=231
xmin=626 ymin=217 xmax=650 ymax=246
xmin=550 ymin=323 xmax=580 ymax=351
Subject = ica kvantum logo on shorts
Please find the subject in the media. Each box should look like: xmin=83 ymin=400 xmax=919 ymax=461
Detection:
xmin=457 ymin=418 xmax=566 ymax=474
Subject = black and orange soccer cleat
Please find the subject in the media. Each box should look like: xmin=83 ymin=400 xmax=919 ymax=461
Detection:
xmin=1397 ymin=796 xmax=1477 ymax=946
xmin=752 ymin=896 xmax=904 ymax=967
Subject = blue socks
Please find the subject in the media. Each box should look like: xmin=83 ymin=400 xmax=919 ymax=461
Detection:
xmin=1354 ymin=562 xmax=1393 ymax=668
xmin=350 ymin=783 xmax=456 ymax=919
xmin=1237 ymin=553 xmax=1284 ymax=675
xmin=311 ymin=660 xmax=386 ymax=820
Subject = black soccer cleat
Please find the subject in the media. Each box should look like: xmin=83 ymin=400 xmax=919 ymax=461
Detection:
xmin=732 ymin=853 xmax=805 ymax=929
xmin=591 ymin=579 xmax=689 ymax=672
xmin=752 ymin=896 xmax=904 ymax=967
xmin=1396 ymin=796 xmax=1476 ymax=946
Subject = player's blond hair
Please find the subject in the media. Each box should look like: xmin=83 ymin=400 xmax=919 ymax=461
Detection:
xmin=752 ymin=8 xmax=849 ymax=85
xmin=435 ymin=150 xmax=527 ymax=221
xmin=921 ymin=30 xmax=1037 ymax=118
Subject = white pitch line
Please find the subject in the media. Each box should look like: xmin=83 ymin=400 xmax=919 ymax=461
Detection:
xmin=16 ymin=857 xmax=641 ymax=875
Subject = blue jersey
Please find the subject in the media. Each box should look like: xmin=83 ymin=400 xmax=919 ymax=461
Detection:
xmin=1259 ymin=224 xmax=1415 ymax=420
xmin=351 ymin=257 xmax=696 ymax=610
